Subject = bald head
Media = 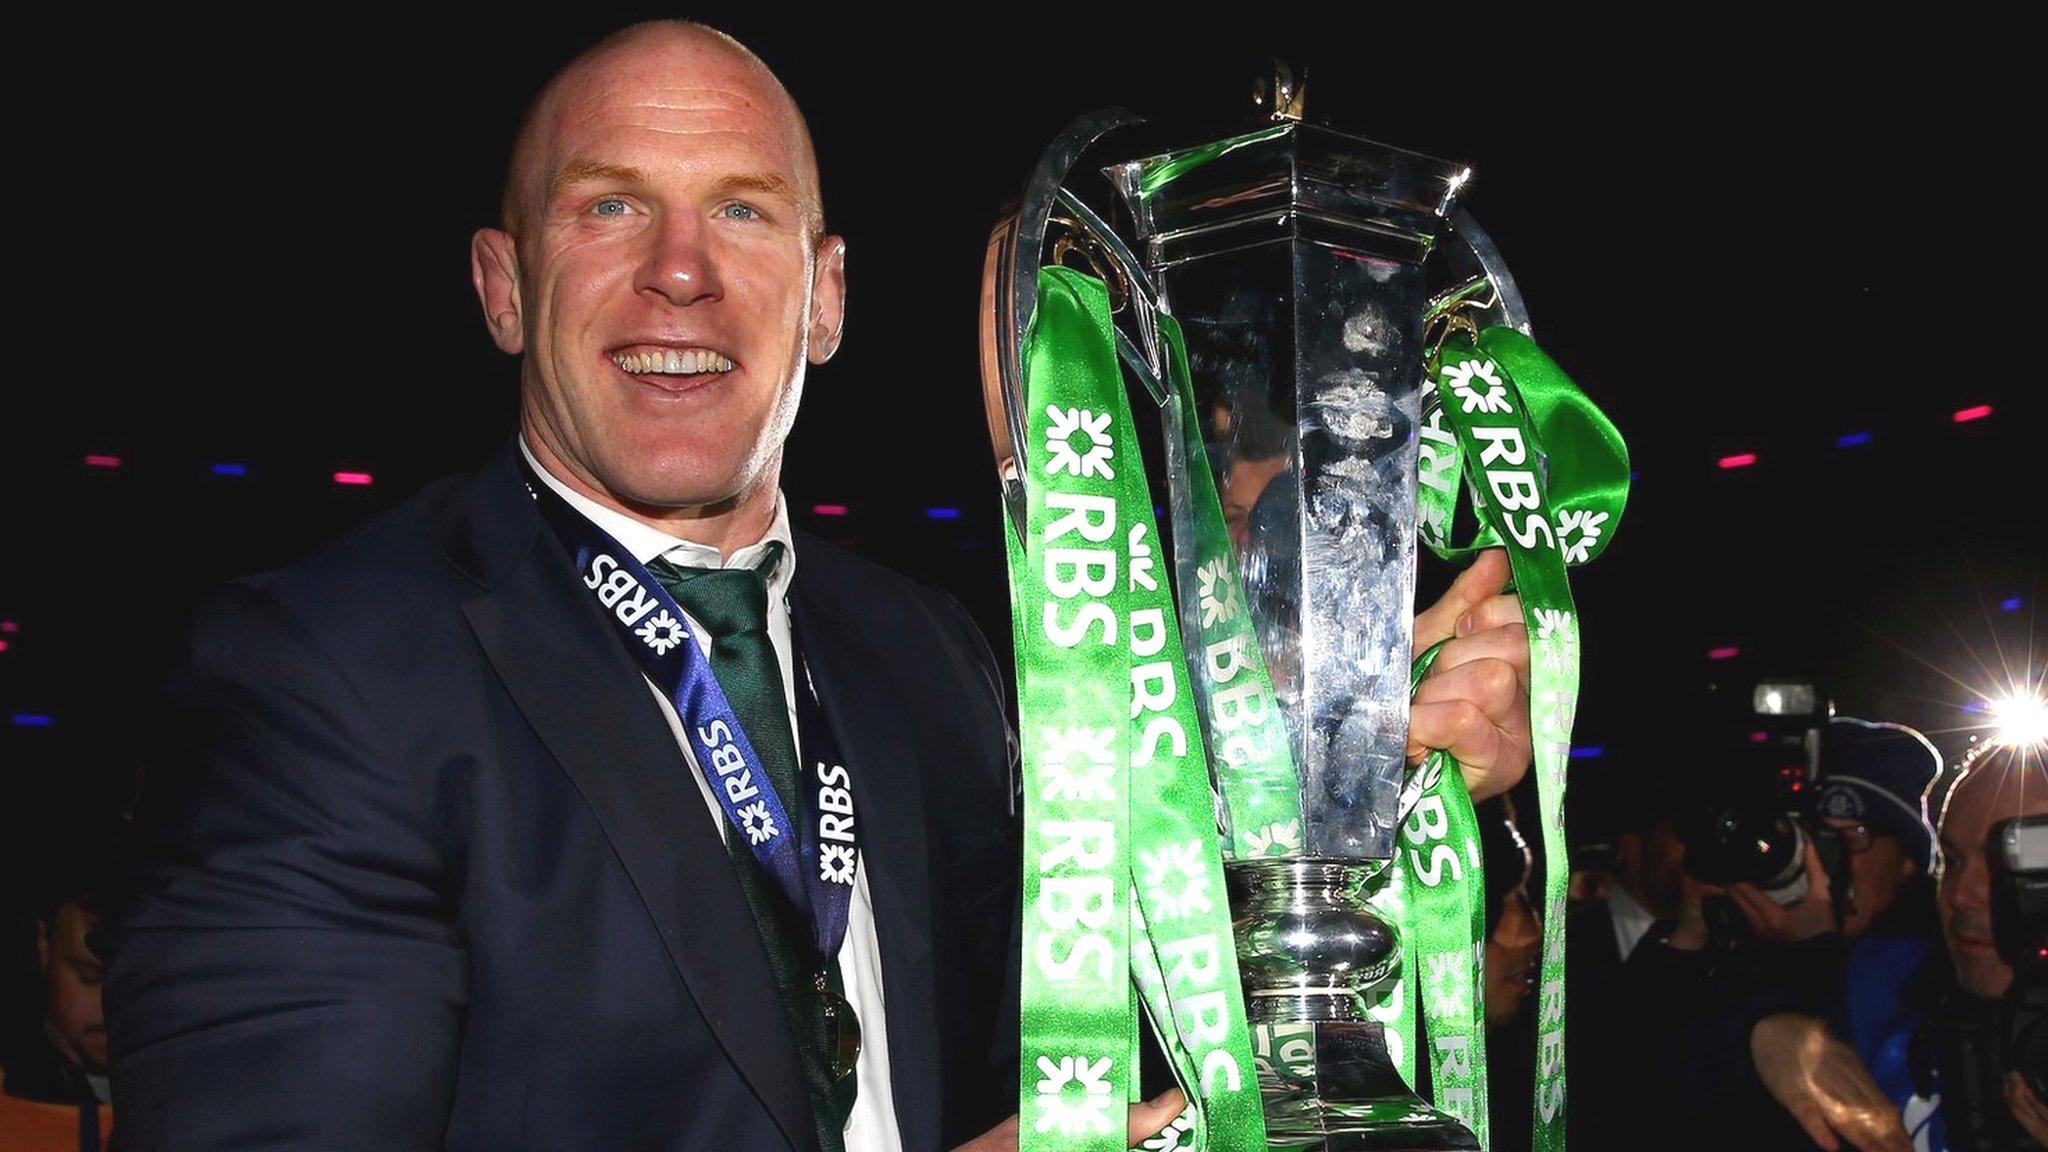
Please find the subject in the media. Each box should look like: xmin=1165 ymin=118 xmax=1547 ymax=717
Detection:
xmin=499 ymin=21 xmax=823 ymax=243
xmin=468 ymin=17 xmax=849 ymax=557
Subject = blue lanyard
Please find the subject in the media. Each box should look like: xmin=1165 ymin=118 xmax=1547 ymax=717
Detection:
xmin=521 ymin=461 xmax=859 ymax=968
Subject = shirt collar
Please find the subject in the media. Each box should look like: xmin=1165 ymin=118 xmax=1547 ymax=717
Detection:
xmin=1607 ymin=884 xmax=1657 ymax=960
xmin=517 ymin=434 xmax=796 ymax=599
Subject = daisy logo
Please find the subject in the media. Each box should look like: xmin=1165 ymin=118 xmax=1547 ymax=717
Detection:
xmin=1555 ymin=509 xmax=1609 ymax=564
xmin=1129 ymin=523 xmax=1158 ymax=592
xmin=737 ymin=800 xmax=778 ymax=846
xmin=1039 ymin=726 xmax=1115 ymax=803
xmin=1140 ymin=1104 xmax=1198 ymax=1151
xmin=1045 ymin=406 xmax=1116 ymax=480
xmin=1241 ymin=819 xmax=1300 ymax=858
xmin=1531 ymin=608 xmax=1579 ymax=675
xmin=1139 ymin=840 xmax=1213 ymax=921
xmin=1196 ymin=557 xmax=1241 ymax=628
xmin=636 ymin=609 xmax=687 ymax=656
xmin=1423 ymin=950 xmax=1469 ymax=1020
xmin=1441 ymin=359 xmax=1510 ymax=415
xmin=1532 ymin=607 xmax=1576 ymax=645
xmin=1034 ymin=1055 xmax=1116 ymax=1137
xmin=818 ymin=843 xmax=857 ymax=885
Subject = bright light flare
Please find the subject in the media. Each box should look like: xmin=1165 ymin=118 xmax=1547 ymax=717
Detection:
xmin=1989 ymin=690 xmax=2048 ymax=748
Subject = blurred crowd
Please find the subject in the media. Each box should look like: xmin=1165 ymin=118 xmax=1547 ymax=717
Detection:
xmin=1478 ymin=711 xmax=2047 ymax=1151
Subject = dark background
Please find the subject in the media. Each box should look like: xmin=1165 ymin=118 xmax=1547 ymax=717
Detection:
xmin=5 ymin=16 xmax=2035 ymax=1040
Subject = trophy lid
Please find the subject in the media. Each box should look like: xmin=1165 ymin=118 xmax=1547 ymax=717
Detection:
xmin=1108 ymin=120 xmax=1471 ymax=270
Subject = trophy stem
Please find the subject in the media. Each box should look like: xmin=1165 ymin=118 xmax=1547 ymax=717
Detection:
xmin=1227 ymin=860 xmax=1478 ymax=1151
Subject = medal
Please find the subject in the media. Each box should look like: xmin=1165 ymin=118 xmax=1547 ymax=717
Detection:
xmin=815 ymin=972 xmax=863 ymax=1082
xmin=522 ymin=459 xmax=869 ymax=1105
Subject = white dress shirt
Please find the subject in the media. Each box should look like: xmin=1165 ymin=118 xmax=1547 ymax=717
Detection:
xmin=520 ymin=437 xmax=901 ymax=1152
xmin=1606 ymin=885 xmax=1658 ymax=962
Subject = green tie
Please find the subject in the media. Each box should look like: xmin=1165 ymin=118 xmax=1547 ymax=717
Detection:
xmin=647 ymin=542 xmax=857 ymax=1151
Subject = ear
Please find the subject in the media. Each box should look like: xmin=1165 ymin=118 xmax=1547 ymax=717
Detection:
xmin=471 ymin=227 xmax=525 ymax=355
xmin=807 ymin=234 xmax=847 ymax=365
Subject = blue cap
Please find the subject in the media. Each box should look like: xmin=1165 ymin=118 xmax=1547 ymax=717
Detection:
xmin=1817 ymin=717 xmax=1939 ymax=869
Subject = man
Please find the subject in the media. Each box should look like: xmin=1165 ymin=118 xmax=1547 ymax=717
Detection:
xmin=1727 ymin=719 xmax=1942 ymax=1152
xmin=1560 ymin=773 xmax=1708 ymax=1149
xmin=1577 ymin=785 xmax=1687 ymax=972
xmin=1908 ymin=742 xmax=2048 ymax=1148
xmin=106 ymin=21 xmax=1534 ymax=1152
xmin=1725 ymin=719 xmax=1938 ymax=945
xmin=1 ymin=890 xmax=115 ymax=1151
xmin=1712 ymin=724 xmax=2048 ymax=1151
xmin=1562 ymin=726 xmax=1931 ymax=1152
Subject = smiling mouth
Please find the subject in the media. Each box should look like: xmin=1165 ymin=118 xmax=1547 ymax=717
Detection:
xmin=608 ymin=345 xmax=736 ymax=391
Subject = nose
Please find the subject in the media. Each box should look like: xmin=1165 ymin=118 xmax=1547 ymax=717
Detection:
xmin=1943 ymin=853 xmax=1989 ymax=910
xmin=635 ymin=212 xmax=723 ymax=307
xmin=1497 ymin=890 xmax=1541 ymax=948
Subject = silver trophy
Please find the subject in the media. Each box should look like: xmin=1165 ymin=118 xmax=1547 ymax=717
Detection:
xmin=981 ymin=65 xmax=1530 ymax=1150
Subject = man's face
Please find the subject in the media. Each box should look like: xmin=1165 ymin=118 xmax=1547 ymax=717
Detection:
xmin=1936 ymin=764 xmax=2048 ymax=998
xmin=1823 ymin=817 xmax=1915 ymax=939
xmin=37 ymin=902 xmax=106 ymax=1073
xmin=1222 ymin=453 xmax=1290 ymax=552
xmin=1618 ymin=819 xmax=1686 ymax=918
xmin=474 ymin=32 xmax=846 ymax=518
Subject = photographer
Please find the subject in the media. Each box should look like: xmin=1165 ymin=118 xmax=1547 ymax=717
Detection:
xmin=1728 ymin=719 xmax=1942 ymax=1151
xmin=1910 ymin=741 xmax=2048 ymax=1148
xmin=1564 ymin=754 xmax=1825 ymax=1148
xmin=1614 ymin=718 xmax=1944 ymax=1151
xmin=1738 ymin=728 xmax=2047 ymax=1150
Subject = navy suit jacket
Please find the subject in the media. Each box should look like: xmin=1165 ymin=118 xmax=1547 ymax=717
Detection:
xmin=106 ymin=438 xmax=1022 ymax=1151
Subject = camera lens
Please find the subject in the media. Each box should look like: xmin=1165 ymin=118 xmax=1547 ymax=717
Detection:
xmin=1685 ymin=805 xmax=1811 ymax=905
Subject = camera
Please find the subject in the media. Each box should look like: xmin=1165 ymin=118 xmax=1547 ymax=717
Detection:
xmin=1988 ymin=813 xmax=2045 ymax=1100
xmin=1675 ymin=677 xmax=1827 ymax=912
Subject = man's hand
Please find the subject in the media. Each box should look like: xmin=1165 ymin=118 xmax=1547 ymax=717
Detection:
xmin=2008 ymin=1072 xmax=2048 ymax=1145
xmin=952 ymin=1089 xmax=1187 ymax=1152
xmin=1727 ymin=842 xmax=1837 ymax=944
xmin=1661 ymin=874 xmax=1722 ymax=952
xmin=1410 ymin=549 xmax=1531 ymax=803
xmin=1750 ymin=1013 xmax=1911 ymax=1152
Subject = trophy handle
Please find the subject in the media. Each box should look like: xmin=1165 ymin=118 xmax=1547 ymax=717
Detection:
xmin=1425 ymin=210 xmax=1533 ymax=340
xmin=978 ymin=107 xmax=1150 ymax=542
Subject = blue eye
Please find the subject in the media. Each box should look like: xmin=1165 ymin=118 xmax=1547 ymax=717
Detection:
xmin=720 ymin=203 xmax=760 ymax=221
xmin=592 ymin=198 xmax=630 ymax=217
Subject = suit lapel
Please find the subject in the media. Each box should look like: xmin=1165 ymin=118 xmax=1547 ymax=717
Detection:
xmin=790 ymin=576 xmax=942 ymax=1152
xmin=449 ymin=444 xmax=817 ymax=1152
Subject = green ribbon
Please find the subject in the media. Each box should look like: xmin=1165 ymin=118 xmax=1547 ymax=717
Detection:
xmin=1159 ymin=313 xmax=1302 ymax=861
xmin=1012 ymin=267 xmax=1265 ymax=1152
xmin=1402 ymin=328 xmax=1630 ymax=1152
xmin=1394 ymin=641 xmax=1491 ymax=1143
xmin=1418 ymin=329 xmax=1629 ymax=566
xmin=1010 ymin=258 xmax=1627 ymax=1152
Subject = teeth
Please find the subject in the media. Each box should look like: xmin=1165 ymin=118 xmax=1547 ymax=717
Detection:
xmin=612 ymin=349 xmax=734 ymax=376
